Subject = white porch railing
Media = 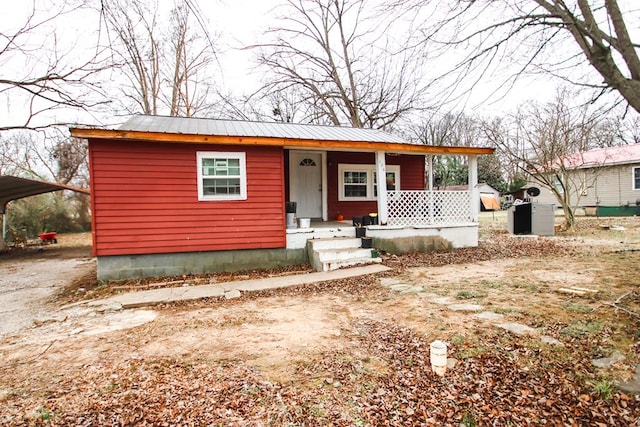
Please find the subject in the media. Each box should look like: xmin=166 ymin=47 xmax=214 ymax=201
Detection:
xmin=386 ymin=190 xmax=473 ymax=226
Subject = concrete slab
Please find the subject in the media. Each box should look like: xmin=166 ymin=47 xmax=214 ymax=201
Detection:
xmin=496 ymin=322 xmax=538 ymax=336
xmin=472 ymin=311 xmax=504 ymax=321
xmin=430 ymin=297 xmax=454 ymax=305
xmin=592 ymin=350 xmax=625 ymax=368
xmin=389 ymin=284 xmax=412 ymax=292
xmin=448 ymin=303 xmax=483 ymax=312
xmin=88 ymin=264 xmax=391 ymax=309
xmin=617 ymin=364 xmax=640 ymax=394
xmin=541 ymin=335 xmax=564 ymax=346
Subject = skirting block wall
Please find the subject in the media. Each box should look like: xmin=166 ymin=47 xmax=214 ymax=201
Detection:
xmin=97 ymin=248 xmax=308 ymax=282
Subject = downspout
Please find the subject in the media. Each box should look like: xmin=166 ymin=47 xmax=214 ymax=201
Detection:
xmin=375 ymin=151 xmax=388 ymax=225
xmin=468 ymin=155 xmax=479 ymax=222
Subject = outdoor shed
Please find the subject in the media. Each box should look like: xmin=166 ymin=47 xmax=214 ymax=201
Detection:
xmin=71 ymin=115 xmax=493 ymax=281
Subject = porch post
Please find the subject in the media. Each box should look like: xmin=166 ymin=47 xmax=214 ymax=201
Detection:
xmin=427 ymin=155 xmax=433 ymax=191
xmin=468 ymin=155 xmax=479 ymax=222
xmin=375 ymin=151 xmax=388 ymax=225
xmin=427 ymin=155 xmax=434 ymax=224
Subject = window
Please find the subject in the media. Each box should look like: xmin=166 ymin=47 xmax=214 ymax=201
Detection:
xmin=374 ymin=171 xmax=397 ymax=197
xmin=634 ymin=167 xmax=640 ymax=191
xmin=197 ymin=152 xmax=247 ymax=201
xmin=338 ymin=164 xmax=400 ymax=201
xmin=553 ymin=175 xmax=564 ymax=194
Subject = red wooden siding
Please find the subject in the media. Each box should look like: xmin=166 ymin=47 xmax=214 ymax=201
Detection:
xmin=89 ymin=140 xmax=286 ymax=256
xmin=326 ymin=152 xmax=425 ymax=220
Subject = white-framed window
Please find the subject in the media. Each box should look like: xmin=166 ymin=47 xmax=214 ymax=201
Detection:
xmin=634 ymin=166 xmax=640 ymax=191
xmin=197 ymin=152 xmax=247 ymax=201
xmin=338 ymin=163 xmax=400 ymax=201
xmin=553 ymin=174 xmax=564 ymax=194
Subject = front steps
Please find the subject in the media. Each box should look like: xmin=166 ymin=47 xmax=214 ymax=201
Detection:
xmin=307 ymin=237 xmax=382 ymax=272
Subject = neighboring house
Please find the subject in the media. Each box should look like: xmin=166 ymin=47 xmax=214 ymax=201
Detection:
xmin=528 ymin=144 xmax=640 ymax=215
xmin=71 ymin=115 xmax=493 ymax=281
xmin=442 ymin=184 xmax=501 ymax=211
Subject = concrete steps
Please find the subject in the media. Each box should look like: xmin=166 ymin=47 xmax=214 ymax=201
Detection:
xmin=307 ymin=237 xmax=381 ymax=272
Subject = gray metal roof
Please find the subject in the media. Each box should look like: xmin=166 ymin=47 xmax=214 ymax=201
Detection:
xmin=0 ymin=176 xmax=90 ymax=214
xmin=118 ymin=115 xmax=410 ymax=144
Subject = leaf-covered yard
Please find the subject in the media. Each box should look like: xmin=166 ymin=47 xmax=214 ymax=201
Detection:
xmin=1 ymin=217 xmax=639 ymax=425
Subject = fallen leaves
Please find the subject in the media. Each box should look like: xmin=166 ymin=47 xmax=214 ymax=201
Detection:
xmin=3 ymin=320 xmax=638 ymax=426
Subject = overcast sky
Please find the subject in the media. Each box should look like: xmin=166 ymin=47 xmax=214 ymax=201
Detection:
xmin=2 ymin=0 xmax=612 ymax=129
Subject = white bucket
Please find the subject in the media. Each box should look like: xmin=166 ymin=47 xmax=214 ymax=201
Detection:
xmin=298 ymin=218 xmax=311 ymax=228
xmin=430 ymin=340 xmax=448 ymax=376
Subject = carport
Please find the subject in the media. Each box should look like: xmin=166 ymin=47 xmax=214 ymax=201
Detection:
xmin=0 ymin=175 xmax=90 ymax=249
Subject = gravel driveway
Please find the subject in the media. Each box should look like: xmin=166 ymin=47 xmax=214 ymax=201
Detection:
xmin=0 ymin=246 xmax=95 ymax=338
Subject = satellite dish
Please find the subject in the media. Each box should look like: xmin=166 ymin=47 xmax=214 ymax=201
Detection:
xmin=527 ymin=187 xmax=541 ymax=197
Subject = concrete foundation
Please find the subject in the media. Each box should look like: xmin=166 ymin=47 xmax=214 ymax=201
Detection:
xmin=97 ymin=248 xmax=307 ymax=282
xmin=367 ymin=224 xmax=477 ymax=254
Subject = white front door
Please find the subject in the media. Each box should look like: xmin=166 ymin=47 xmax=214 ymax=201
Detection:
xmin=290 ymin=151 xmax=323 ymax=219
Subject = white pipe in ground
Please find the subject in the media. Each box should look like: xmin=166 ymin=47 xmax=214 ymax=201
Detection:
xmin=430 ymin=340 xmax=448 ymax=376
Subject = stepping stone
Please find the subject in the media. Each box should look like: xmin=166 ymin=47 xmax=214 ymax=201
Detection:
xmin=380 ymin=278 xmax=401 ymax=287
xmin=472 ymin=311 xmax=504 ymax=321
xmin=389 ymin=284 xmax=412 ymax=292
xmin=448 ymin=303 xmax=483 ymax=312
xmin=541 ymin=335 xmax=564 ymax=346
xmin=617 ymin=364 xmax=640 ymax=394
xmin=592 ymin=350 xmax=625 ymax=368
xmin=224 ymin=290 xmax=241 ymax=299
xmin=430 ymin=297 xmax=454 ymax=305
xmin=496 ymin=322 xmax=537 ymax=336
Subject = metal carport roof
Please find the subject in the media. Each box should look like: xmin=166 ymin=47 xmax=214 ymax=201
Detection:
xmin=0 ymin=175 xmax=90 ymax=214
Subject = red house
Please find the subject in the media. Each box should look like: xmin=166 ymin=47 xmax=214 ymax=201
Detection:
xmin=71 ymin=115 xmax=493 ymax=281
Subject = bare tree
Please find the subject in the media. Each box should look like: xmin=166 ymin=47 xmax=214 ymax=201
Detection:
xmin=414 ymin=112 xmax=506 ymax=190
xmin=483 ymin=90 xmax=615 ymax=228
xmin=397 ymin=0 xmax=640 ymax=114
xmin=0 ymin=0 xmax=111 ymax=131
xmin=251 ymin=0 xmax=427 ymax=129
xmin=100 ymin=0 xmax=218 ymax=116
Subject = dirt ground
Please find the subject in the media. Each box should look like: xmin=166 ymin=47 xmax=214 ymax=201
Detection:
xmin=1 ymin=218 xmax=640 ymax=425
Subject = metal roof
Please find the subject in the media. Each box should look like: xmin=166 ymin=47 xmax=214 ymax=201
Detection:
xmin=0 ymin=176 xmax=90 ymax=214
xmin=563 ymin=143 xmax=640 ymax=169
xmin=118 ymin=115 xmax=410 ymax=144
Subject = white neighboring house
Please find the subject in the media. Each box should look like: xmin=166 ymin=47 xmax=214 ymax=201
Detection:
xmin=528 ymin=143 xmax=640 ymax=211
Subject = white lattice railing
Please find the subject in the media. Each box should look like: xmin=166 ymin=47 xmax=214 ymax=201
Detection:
xmin=387 ymin=190 xmax=473 ymax=226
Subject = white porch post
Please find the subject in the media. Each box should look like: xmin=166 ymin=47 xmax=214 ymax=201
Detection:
xmin=427 ymin=155 xmax=433 ymax=191
xmin=375 ymin=151 xmax=388 ymax=225
xmin=427 ymin=155 xmax=434 ymax=223
xmin=468 ymin=155 xmax=479 ymax=222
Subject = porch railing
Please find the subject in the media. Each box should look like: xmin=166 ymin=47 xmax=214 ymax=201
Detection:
xmin=386 ymin=190 xmax=473 ymax=226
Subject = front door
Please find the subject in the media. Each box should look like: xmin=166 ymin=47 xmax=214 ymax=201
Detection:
xmin=290 ymin=151 xmax=323 ymax=219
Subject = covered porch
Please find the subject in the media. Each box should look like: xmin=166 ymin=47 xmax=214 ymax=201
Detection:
xmin=285 ymin=149 xmax=483 ymax=253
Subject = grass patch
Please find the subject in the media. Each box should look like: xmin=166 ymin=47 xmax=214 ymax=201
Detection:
xmin=37 ymin=407 xmax=52 ymax=421
xmin=479 ymin=280 xmax=504 ymax=289
xmin=560 ymin=321 xmax=604 ymax=338
xmin=591 ymin=379 xmax=614 ymax=400
xmin=458 ymin=346 xmax=490 ymax=360
xmin=449 ymin=334 xmax=465 ymax=346
xmin=456 ymin=290 xmax=483 ymax=299
xmin=564 ymin=303 xmax=592 ymax=314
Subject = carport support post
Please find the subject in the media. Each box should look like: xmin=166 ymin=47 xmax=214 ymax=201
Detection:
xmin=468 ymin=155 xmax=479 ymax=222
xmin=375 ymin=151 xmax=388 ymax=225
